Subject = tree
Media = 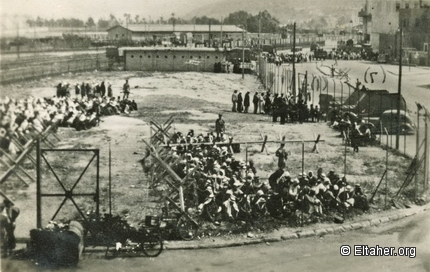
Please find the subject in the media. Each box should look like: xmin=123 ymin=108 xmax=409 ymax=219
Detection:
xmin=224 ymin=11 xmax=251 ymax=27
xmin=109 ymin=14 xmax=119 ymax=27
xmin=193 ymin=16 xmax=220 ymax=25
xmin=168 ymin=13 xmax=176 ymax=25
xmin=26 ymin=19 xmax=35 ymax=27
xmin=86 ymin=17 xmax=96 ymax=29
xmin=223 ymin=10 xmax=280 ymax=33
xmin=123 ymin=13 xmax=131 ymax=25
xmin=97 ymin=18 xmax=110 ymax=29
xmin=35 ymin=16 xmax=44 ymax=27
xmin=256 ymin=10 xmax=280 ymax=33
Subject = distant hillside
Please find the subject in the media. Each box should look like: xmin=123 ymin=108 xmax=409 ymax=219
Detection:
xmin=184 ymin=0 xmax=363 ymax=25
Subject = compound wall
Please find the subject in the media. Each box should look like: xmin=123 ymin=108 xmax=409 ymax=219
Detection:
xmin=124 ymin=48 xmax=225 ymax=72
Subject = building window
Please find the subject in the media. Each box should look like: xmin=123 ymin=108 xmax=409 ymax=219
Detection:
xmin=156 ymin=55 xmax=159 ymax=58
xmin=215 ymin=56 xmax=218 ymax=59
xmin=190 ymin=56 xmax=193 ymax=59
xmin=396 ymin=3 xmax=400 ymax=11
xmin=140 ymin=55 xmax=142 ymax=58
xmin=122 ymin=34 xmax=125 ymax=37
xmin=403 ymin=19 xmax=408 ymax=28
xmin=173 ymin=55 xmax=176 ymax=59
xmin=198 ymin=56 xmax=202 ymax=59
xmin=182 ymin=56 xmax=185 ymax=58
xmin=148 ymin=55 xmax=151 ymax=58
xmin=131 ymin=55 xmax=134 ymax=58
xmin=165 ymin=55 xmax=168 ymax=58
xmin=207 ymin=56 xmax=210 ymax=59
xmin=424 ymin=43 xmax=428 ymax=52
xmin=405 ymin=3 xmax=409 ymax=8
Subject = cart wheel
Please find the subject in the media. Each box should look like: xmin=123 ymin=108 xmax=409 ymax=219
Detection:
xmin=141 ymin=233 xmax=163 ymax=257
xmin=176 ymin=216 xmax=198 ymax=241
xmin=205 ymin=201 xmax=220 ymax=222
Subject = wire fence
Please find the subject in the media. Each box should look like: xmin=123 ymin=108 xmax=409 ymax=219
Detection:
xmin=0 ymin=56 xmax=109 ymax=84
xmin=257 ymin=58 xmax=430 ymax=197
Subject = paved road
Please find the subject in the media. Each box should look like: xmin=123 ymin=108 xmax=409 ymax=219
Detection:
xmin=3 ymin=209 xmax=430 ymax=272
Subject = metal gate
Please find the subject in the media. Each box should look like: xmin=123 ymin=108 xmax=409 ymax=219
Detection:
xmin=36 ymin=140 xmax=100 ymax=229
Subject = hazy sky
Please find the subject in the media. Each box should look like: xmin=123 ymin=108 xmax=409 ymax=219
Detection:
xmin=0 ymin=0 xmax=214 ymax=21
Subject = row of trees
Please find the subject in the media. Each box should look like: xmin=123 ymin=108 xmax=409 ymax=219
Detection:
xmin=26 ymin=15 xmax=120 ymax=29
xmin=25 ymin=10 xmax=281 ymax=33
xmin=25 ymin=10 xmax=348 ymax=35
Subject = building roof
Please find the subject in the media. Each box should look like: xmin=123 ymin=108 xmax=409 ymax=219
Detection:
xmin=120 ymin=47 xmax=224 ymax=52
xmin=109 ymin=24 xmax=244 ymax=33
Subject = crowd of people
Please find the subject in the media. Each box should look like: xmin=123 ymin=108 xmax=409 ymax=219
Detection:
xmin=262 ymin=52 xmax=311 ymax=65
xmin=231 ymin=90 xmax=321 ymax=124
xmin=149 ymin=118 xmax=368 ymax=224
xmin=0 ymin=80 xmax=137 ymax=155
xmin=262 ymin=47 xmax=377 ymax=68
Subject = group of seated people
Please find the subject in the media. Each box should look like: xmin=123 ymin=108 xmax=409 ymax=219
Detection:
xmin=330 ymin=111 xmax=374 ymax=151
xmin=170 ymin=129 xmax=231 ymax=146
xmin=149 ymin=129 xmax=368 ymax=224
xmin=0 ymin=94 xmax=138 ymax=155
xmin=1 ymin=96 xmax=58 ymax=155
xmin=267 ymin=168 xmax=369 ymax=220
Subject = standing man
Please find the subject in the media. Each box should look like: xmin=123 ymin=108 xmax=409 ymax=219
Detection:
xmin=80 ymin=82 xmax=86 ymax=99
xmin=107 ymin=82 xmax=113 ymax=98
xmin=231 ymin=90 xmax=238 ymax=112
xmin=258 ymin=92 xmax=264 ymax=114
xmin=237 ymin=92 xmax=243 ymax=113
xmin=215 ymin=114 xmax=225 ymax=141
xmin=253 ymin=92 xmax=259 ymax=114
xmin=275 ymin=143 xmax=289 ymax=170
xmin=355 ymin=78 xmax=361 ymax=90
xmin=75 ymin=83 xmax=81 ymax=97
xmin=123 ymin=79 xmax=130 ymax=100
xmin=2 ymin=199 xmax=19 ymax=256
xmin=244 ymin=91 xmax=250 ymax=113
xmin=100 ymin=81 xmax=106 ymax=97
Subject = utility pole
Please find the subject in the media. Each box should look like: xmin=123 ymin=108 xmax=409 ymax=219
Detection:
xmin=220 ymin=17 xmax=223 ymax=48
xmin=242 ymin=26 xmax=245 ymax=79
xmin=427 ymin=33 xmax=429 ymax=67
xmin=396 ymin=28 xmax=403 ymax=150
xmin=16 ymin=18 xmax=20 ymax=59
xmin=292 ymin=22 xmax=296 ymax=99
xmin=209 ymin=20 xmax=211 ymax=48
xmin=258 ymin=15 xmax=261 ymax=78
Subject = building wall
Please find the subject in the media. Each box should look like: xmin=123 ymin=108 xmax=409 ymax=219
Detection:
xmin=124 ymin=49 xmax=225 ymax=72
xmin=399 ymin=8 xmax=430 ymax=51
xmin=128 ymin=31 xmax=243 ymax=43
xmin=368 ymin=0 xmax=430 ymax=34
xmin=107 ymin=26 xmax=133 ymax=40
xmin=365 ymin=0 xmax=430 ymax=52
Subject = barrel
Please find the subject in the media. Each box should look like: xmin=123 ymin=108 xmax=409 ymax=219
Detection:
xmin=29 ymin=221 xmax=84 ymax=267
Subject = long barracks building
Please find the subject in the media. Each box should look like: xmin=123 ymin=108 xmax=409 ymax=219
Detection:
xmin=122 ymin=47 xmax=226 ymax=72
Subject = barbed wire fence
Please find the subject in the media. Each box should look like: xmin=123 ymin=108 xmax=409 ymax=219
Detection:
xmin=257 ymin=58 xmax=430 ymax=200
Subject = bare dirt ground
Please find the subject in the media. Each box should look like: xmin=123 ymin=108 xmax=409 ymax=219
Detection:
xmin=0 ymin=70 xmax=414 ymax=240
